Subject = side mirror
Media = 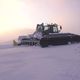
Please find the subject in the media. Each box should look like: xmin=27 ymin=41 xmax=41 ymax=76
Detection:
xmin=58 ymin=25 xmax=62 ymax=33
xmin=60 ymin=26 xmax=62 ymax=30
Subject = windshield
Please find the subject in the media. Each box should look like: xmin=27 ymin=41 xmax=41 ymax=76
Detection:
xmin=37 ymin=26 xmax=43 ymax=32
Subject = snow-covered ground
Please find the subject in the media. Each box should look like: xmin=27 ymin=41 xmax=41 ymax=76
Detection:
xmin=0 ymin=43 xmax=80 ymax=80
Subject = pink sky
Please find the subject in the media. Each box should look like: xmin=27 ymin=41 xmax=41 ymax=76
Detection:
xmin=0 ymin=0 xmax=80 ymax=42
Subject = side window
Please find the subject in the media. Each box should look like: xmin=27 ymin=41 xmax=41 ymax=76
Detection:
xmin=44 ymin=26 xmax=49 ymax=31
xmin=53 ymin=27 xmax=58 ymax=33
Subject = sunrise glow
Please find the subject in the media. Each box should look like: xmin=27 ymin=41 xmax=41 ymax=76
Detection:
xmin=0 ymin=0 xmax=80 ymax=42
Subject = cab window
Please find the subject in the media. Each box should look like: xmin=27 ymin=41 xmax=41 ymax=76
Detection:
xmin=53 ymin=27 xmax=58 ymax=33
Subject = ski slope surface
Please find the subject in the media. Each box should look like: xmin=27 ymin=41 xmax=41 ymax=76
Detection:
xmin=0 ymin=42 xmax=80 ymax=80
